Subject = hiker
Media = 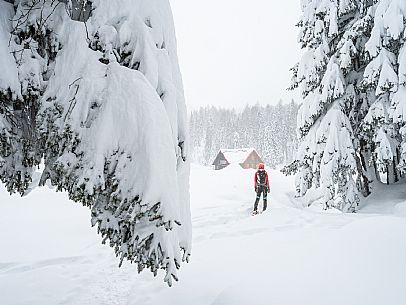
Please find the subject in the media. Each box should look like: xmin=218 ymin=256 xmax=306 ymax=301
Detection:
xmin=253 ymin=163 xmax=270 ymax=215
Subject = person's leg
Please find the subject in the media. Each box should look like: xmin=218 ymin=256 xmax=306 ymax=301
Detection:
xmin=254 ymin=190 xmax=261 ymax=212
xmin=263 ymin=189 xmax=267 ymax=211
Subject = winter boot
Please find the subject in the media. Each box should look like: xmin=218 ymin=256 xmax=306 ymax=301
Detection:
xmin=263 ymin=200 xmax=267 ymax=212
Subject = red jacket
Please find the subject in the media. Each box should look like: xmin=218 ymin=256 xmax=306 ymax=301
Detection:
xmin=254 ymin=170 xmax=270 ymax=189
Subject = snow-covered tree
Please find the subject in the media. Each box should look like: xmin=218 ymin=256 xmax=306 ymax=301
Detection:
xmin=284 ymin=0 xmax=368 ymax=211
xmin=0 ymin=0 xmax=191 ymax=285
xmin=286 ymin=0 xmax=406 ymax=211
xmin=362 ymin=0 xmax=406 ymax=180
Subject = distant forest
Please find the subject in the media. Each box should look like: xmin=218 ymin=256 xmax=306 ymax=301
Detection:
xmin=189 ymin=101 xmax=299 ymax=167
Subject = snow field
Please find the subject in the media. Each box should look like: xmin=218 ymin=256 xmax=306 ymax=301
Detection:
xmin=1 ymin=164 xmax=406 ymax=305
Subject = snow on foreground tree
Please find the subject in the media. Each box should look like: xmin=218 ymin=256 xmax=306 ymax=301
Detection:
xmin=284 ymin=0 xmax=406 ymax=212
xmin=0 ymin=0 xmax=191 ymax=286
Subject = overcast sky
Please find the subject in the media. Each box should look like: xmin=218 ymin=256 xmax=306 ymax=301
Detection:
xmin=170 ymin=0 xmax=303 ymax=110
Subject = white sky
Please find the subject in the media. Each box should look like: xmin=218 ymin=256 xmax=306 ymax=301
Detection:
xmin=170 ymin=0 xmax=303 ymax=110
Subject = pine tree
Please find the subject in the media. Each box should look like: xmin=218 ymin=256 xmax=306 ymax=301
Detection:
xmin=362 ymin=0 xmax=406 ymax=181
xmin=0 ymin=0 xmax=49 ymax=194
xmin=285 ymin=0 xmax=406 ymax=211
xmin=0 ymin=0 xmax=191 ymax=286
xmin=285 ymin=0 xmax=373 ymax=211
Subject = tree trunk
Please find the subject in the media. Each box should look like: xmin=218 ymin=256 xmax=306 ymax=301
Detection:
xmin=396 ymin=147 xmax=403 ymax=179
xmin=370 ymin=143 xmax=381 ymax=182
xmin=386 ymin=164 xmax=390 ymax=185
xmin=393 ymin=156 xmax=399 ymax=183
xmin=355 ymin=151 xmax=370 ymax=196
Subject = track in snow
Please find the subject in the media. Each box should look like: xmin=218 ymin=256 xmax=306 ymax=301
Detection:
xmin=0 ymin=164 xmax=406 ymax=305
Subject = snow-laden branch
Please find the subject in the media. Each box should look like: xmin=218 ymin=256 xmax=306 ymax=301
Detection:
xmin=0 ymin=0 xmax=191 ymax=286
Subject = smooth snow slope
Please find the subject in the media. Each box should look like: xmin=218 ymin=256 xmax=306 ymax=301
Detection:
xmin=1 ymin=164 xmax=406 ymax=305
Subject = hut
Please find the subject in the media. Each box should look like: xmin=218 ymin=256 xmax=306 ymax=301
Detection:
xmin=212 ymin=148 xmax=264 ymax=170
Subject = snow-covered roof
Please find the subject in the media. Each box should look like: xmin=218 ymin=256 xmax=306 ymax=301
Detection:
xmin=220 ymin=148 xmax=256 ymax=164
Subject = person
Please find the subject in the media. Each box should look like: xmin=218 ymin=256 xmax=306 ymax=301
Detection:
xmin=253 ymin=163 xmax=270 ymax=215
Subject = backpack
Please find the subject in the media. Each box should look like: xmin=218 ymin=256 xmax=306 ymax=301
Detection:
xmin=257 ymin=170 xmax=267 ymax=186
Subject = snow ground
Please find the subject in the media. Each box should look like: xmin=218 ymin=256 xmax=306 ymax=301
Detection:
xmin=1 ymin=164 xmax=406 ymax=305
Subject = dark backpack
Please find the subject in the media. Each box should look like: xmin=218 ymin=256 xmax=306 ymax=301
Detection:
xmin=257 ymin=170 xmax=267 ymax=186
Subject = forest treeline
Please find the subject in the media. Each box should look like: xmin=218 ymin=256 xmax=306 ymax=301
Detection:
xmin=189 ymin=101 xmax=299 ymax=168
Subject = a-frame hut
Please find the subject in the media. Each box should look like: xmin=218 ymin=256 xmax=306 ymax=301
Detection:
xmin=212 ymin=148 xmax=264 ymax=170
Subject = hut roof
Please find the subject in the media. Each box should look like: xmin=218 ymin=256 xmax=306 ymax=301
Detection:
xmin=220 ymin=148 xmax=256 ymax=164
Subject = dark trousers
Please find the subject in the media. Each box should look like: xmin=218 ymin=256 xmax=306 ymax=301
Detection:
xmin=254 ymin=186 xmax=267 ymax=212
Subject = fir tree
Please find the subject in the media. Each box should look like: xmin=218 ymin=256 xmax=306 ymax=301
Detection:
xmin=285 ymin=0 xmax=406 ymax=211
xmin=0 ymin=0 xmax=191 ymax=286
xmin=362 ymin=0 xmax=406 ymax=181
xmin=284 ymin=0 xmax=372 ymax=211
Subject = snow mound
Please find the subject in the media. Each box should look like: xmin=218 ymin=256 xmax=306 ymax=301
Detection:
xmin=394 ymin=201 xmax=406 ymax=216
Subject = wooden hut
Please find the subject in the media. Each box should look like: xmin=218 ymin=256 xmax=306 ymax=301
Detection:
xmin=212 ymin=148 xmax=264 ymax=170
